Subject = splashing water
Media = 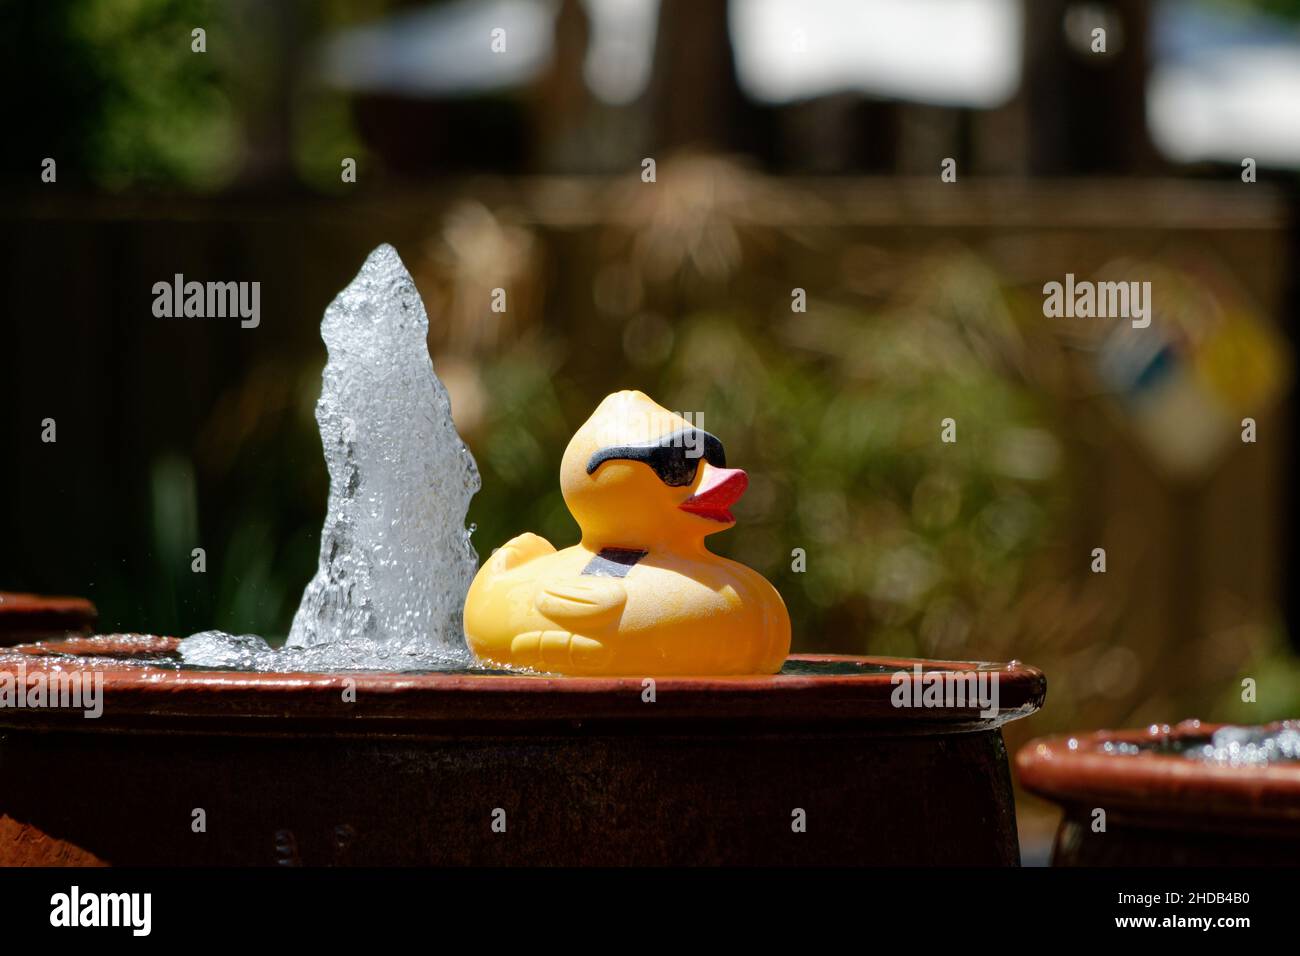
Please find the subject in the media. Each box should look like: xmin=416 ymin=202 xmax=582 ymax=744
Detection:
xmin=1182 ymin=722 xmax=1300 ymax=767
xmin=179 ymin=244 xmax=482 ymax=671
xmin=1101 ymin=721 xmax=1300 ymax=766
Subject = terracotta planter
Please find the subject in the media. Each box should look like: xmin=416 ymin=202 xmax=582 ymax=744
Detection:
xmin=0 ymin=592 xmax=96 ymax=647
xmin=0 ymin=636 xmax=1044 ymax=866
xmin=1017 ymin=720 xmax=1300 ymax=866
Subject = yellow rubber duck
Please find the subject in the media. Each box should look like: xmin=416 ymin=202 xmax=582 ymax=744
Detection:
xmin=464 ymin=390 xmax=791 ymax=675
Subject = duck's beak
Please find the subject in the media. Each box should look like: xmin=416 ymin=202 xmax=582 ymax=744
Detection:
xmin=679 ymin=465 xmax=748 ymax=523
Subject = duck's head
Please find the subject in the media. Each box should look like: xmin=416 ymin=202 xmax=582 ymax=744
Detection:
xmin=561 ymin=390 xmax=748 ymax=550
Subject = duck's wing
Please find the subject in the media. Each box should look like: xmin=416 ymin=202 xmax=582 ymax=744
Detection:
xmin=535 ymin=577 xmax=627 ymax=628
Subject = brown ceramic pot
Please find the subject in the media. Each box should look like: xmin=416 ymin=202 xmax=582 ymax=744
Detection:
xmin=1017 ymin=720 xmax=1300 ymax=865
xmin=0 ymin=592 xmax=96 ymax=647
xmin=0 ymin=636 xmax=1044 ymax=866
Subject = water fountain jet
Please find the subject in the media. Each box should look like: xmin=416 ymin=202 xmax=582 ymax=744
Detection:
xmin=179 ymin=244 xmax=480 ymax=672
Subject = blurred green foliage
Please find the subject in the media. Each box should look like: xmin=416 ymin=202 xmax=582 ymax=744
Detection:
xmin=1218 ymin=0 xmax=1300 ymax=20
xmin=1 ymin=0 xmax=388 ymax=191
xmin=656 ymin=279 xmax=1062 ymax=661
xmin=3 ymin=0 xmax=238 ymax=189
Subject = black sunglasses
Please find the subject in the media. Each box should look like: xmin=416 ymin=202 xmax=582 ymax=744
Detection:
xmin=587 ymin=427 xmax=727 ymax=487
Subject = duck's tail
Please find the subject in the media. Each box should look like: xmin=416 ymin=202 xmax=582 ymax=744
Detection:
xmin=484 ymin=532 xmax=556 ymax=574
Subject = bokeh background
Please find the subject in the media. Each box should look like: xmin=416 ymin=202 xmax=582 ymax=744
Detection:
xmin=3 ymin=0 xmax=1299 ymax=861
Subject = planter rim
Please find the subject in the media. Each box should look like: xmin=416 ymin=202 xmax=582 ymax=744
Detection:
xmin=0 ymin=635 xmax=1045 ymax=736
xmin=1016 ymin=720 xmax=1300 ymax=826
xmin=0 ymin=591 xmax=96 ymax=634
